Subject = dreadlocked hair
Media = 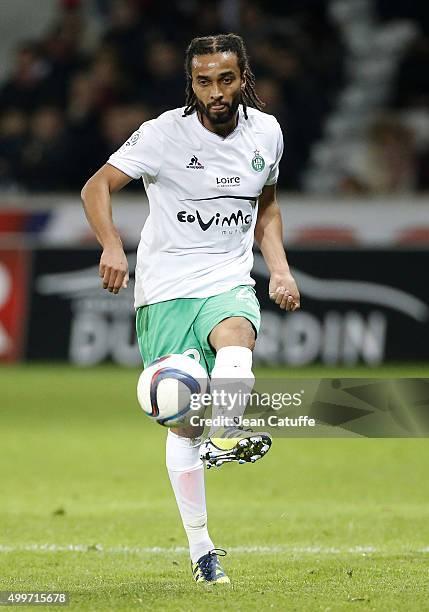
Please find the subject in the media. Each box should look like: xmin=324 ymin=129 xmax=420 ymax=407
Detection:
xmin=183 ymin=33 xmax=265 ymax=120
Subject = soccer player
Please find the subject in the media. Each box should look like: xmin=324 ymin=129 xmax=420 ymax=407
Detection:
xmin=81 ymin=33 xmax=300 ymax=584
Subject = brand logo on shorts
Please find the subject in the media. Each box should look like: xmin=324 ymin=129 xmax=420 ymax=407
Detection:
xmin=187 ymin=155 xmax=205 ymax=169
xmin=236 ymin=288 xmax=252 ymax=300
xmin=251 ymin=150 xmax=265 ymax=172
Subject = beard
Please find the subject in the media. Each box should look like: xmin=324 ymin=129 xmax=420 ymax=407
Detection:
xmin=196 ymin=91 xmax=241 ymax=125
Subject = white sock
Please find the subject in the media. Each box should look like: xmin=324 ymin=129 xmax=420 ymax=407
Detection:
xmin=166 ymin=429 xmax=214 ymax=563
xmin=209 ymin=346 xmax=255 ymax=435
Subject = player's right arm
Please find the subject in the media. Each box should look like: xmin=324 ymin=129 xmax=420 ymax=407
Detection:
xmin=81 ymin=164 xmax=132 ymax=294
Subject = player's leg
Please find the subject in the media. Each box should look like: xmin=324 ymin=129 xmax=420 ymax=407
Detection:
xmin=136 ymin=300 xmax=228 ymax=582
xmin=208 ymin=315 xmax=256 ymax=432
xmin=194 ymin=286 xmax=272 ymax=468
xmin=166 ymin=431 xmax=229 ymax=583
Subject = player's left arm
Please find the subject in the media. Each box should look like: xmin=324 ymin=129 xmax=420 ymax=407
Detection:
xmin=254 ymin=183 xmax=300 ymax=311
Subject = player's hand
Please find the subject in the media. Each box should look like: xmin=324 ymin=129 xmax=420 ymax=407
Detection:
xmin=269 ymin=270 xmax=300 ymax=311
xmin=99 ymin=245 xmax=129 ymax=294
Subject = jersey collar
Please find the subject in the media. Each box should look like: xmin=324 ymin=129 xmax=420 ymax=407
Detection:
xmin=192 ymin=106 xmax=244 ymax=143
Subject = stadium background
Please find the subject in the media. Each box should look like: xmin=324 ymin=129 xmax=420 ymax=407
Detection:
xmin=1 ymin=3 xmax=429 ymax=610
xmin=0 ymin=0 xmax=429 ymax=367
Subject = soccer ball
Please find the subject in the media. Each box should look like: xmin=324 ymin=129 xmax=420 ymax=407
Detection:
xmin=137 ymin=354 xmax=209 ymax=427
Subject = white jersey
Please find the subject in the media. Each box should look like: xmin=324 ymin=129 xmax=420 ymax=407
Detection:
xmin=108 ymin=105 xmax=283 ymax=307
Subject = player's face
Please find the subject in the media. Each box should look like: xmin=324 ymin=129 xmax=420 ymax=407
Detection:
xmin=191 ymin=52 xmax=245 ymax=125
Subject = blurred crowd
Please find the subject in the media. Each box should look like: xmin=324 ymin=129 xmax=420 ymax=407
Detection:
xmin=339 ymin=1 xmax=429 ymax=195
xmin=0 ymin=0 xmax=427 ymax=194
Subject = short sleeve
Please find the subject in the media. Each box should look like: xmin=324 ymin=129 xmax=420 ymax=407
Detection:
xmin=265 ymin=122 xmax=284 ymax=186
xmin=107 ymin=121 xmax=164 ymax=180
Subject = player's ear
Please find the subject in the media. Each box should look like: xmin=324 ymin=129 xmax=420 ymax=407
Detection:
xmin=188 ymin=73 xmax=196 ymax=95
xmin=240 ymin=71 xmax=247 ymax=91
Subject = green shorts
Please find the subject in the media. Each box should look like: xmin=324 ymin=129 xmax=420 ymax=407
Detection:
xmin=136 ymin=285 xmax=260 ymax=375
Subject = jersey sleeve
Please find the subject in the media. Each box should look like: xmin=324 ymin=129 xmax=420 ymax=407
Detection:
xmin=265 ymin=122 xmax=284 ymax=186
xmin=107 ymin=121 xmax=164 ymax=180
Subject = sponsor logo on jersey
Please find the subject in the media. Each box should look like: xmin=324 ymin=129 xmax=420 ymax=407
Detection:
xmin=251 ymin=149 xmax=265 ymax=172
xmin=186 ymin=155 xmax=205 ymax=169
xmin=216 ymin=176 xmax=240 ymax=187
xmin=177 ymin=209 xmax=252 ymax=232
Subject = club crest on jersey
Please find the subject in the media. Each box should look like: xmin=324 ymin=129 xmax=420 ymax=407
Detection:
xmin=251 ymin=150 xmax=265 ymax=172
xmin=186 ymin=155 xmax=205 ymax=169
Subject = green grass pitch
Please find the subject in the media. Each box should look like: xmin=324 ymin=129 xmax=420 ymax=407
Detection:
xmin=1 ymin=365 xmax=429 ymax=611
